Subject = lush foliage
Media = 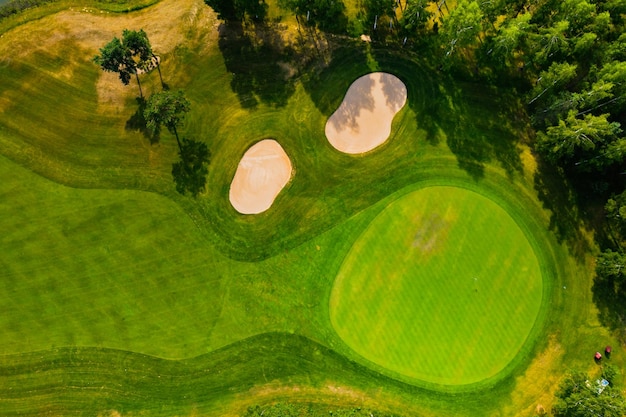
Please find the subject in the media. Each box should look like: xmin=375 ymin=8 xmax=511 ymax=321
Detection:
xmin=552 ymin=371 xmax=625 ymax=417
xmin=143 ymin=89 xmax=191 ymax=144
xmin=203 ymin=0 xmax=267 ymax=22
xmin=94 ymin=29 xmax=160 ymax=97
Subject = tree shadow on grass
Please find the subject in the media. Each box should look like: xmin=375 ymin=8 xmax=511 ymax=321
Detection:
xmin=172 ymin=138 xmax=210 ymax=197
xmin=125 ymin=97 xmax=156 ymax=143
xmin=302 ymin=45 xmax=525 ymax=180
xmin=301 ymin=45 xmax=371 ymax=118
xmin=217 ymin=21 xmax=297 ymax=109
xmin=435 ymin=81 xmax=527 ymax=180
xmin=377 ymin=48 xmax=526 ymax=179
xmin=592 ymin=275 xmax=626 ymax=343
xmin=533 ymin=158 xmax=596 ymax=261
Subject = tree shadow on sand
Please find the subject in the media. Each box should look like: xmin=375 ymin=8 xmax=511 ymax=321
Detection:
xmin=217 ymin=21 xmax=297 ymax=109
xmin=326 ymin=74 xmax=375 ymax=133
xmin=379 ymin=73 xmax=407 ymax=113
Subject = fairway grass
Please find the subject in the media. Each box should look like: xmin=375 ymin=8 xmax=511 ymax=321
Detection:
xmin=330 ymin=186 xmax=543 ymax=385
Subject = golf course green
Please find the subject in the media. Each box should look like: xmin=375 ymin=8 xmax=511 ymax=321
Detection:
xmin=330 ymin=186 xmax=543 ymax=385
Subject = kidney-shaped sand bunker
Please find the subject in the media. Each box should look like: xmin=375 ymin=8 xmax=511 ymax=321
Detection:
xmin=325 ymin=72 xmax=407 ymax=154
xmin=229 ymin=139 xmax=293 ymax=214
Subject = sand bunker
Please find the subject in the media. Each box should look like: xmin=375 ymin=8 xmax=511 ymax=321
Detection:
xmin=325 ymin=72 xmax=407 ymax=154
xmin=229 ymin=139 xmax=293 ymax=215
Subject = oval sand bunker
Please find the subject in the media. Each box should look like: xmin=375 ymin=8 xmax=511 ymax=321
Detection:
xmin=325 ymin=72 xmax=407 ymax=154
xmin=229 ymin=139 xmax=293 ymax=214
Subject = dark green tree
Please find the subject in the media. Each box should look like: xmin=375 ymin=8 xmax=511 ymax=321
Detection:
xmin=143 ymin=90 xmax=191 ymax=153
xmin=439 ymin=0 xmax=483 ymax=58
xmin=536 ymin=110 xmax=622 ymax=165
xmin=528 ymin=61 xmax=578 ymax=106
xmin=122 ymin=29 xmax=165 ymax=89
xmin=172 ymin=138 xmax=210 ymax=196
xmin=278 ymin=0 xmax=347 ymax=33
xmin=363 ymin=0 xmax=396 ymax=27
xmin=93 ymin=37 xmax=142 ymax=98
xmin=596 ymin=249 xmax=626 ymax=282
xmin=398 ymin=0 xmax=432 ymax=38
xmin=491 ymin=13 xmax=532 ymax=65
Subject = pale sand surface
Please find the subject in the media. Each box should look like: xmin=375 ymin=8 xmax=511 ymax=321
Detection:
xmin=325 ymin=72 xmax=407 ymax=154
xmin=229 ymin=140 xmax=293 ymax=215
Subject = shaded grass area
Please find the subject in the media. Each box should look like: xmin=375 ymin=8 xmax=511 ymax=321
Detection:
xmin=196 ymin=45 xmax=531 ymax=261
xmin=330 ymin=186 xmax=543 ymax=385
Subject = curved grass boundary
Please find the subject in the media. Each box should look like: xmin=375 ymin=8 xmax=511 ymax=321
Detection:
xmin=316 ymin=170 xmax=561 ymax=393
xmin=0 ymin=0 xmax=160 ymax=33
xmin=0 ymin=332 xmax=525 ymax=417
xmin=330 ymin=186 xmax=543 ymax=385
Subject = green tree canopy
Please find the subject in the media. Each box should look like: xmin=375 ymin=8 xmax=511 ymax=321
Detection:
xmin=398 ymin=0 xmax=432 ymax=37
xmin=94 ymin=29 xmax=164 ymax=98
xmin=278 ymin=0 xmax=347 ymax=33
xmin=122 ymin=28 xmax=165 ymax=89
xmin=204 ymin=0 xmax=267 ymax=22
xmin=537 ymin=110 xmax=622 ymax=165
xmin=143 ymin=90 xmax=191 ymax=151
xmin=440 ymin=0 xmax=483 ymax=57
xmin=93 ymin=36 xmax=137 ymax=90
xmin=553 ymin=371 xmax=626 ymax=417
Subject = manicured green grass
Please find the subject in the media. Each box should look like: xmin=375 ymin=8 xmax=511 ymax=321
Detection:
xmin=0 ymin=153 xmax=234 ymax=358
xmin=330 ymin=186 xmax=543 ymax=385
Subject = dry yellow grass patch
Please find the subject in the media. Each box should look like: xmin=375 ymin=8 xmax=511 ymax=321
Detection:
xmin=0 ymin=0 xmax=217 ymax=112
xmin=502 ymin=336 xmax=563 ymax=417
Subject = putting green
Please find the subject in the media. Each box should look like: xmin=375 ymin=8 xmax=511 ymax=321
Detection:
xmin=329 ymin=186 xmax=543 ymax=385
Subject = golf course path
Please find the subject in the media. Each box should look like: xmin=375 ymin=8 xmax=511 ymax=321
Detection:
xmin=325 ymin=72 xmax=407 ymax=154
xmin=230 ymin=139 xmax=293 ymax=214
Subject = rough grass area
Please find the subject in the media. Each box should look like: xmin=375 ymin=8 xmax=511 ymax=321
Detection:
xmin=330 ymin=186 xmax=543 ymax=385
